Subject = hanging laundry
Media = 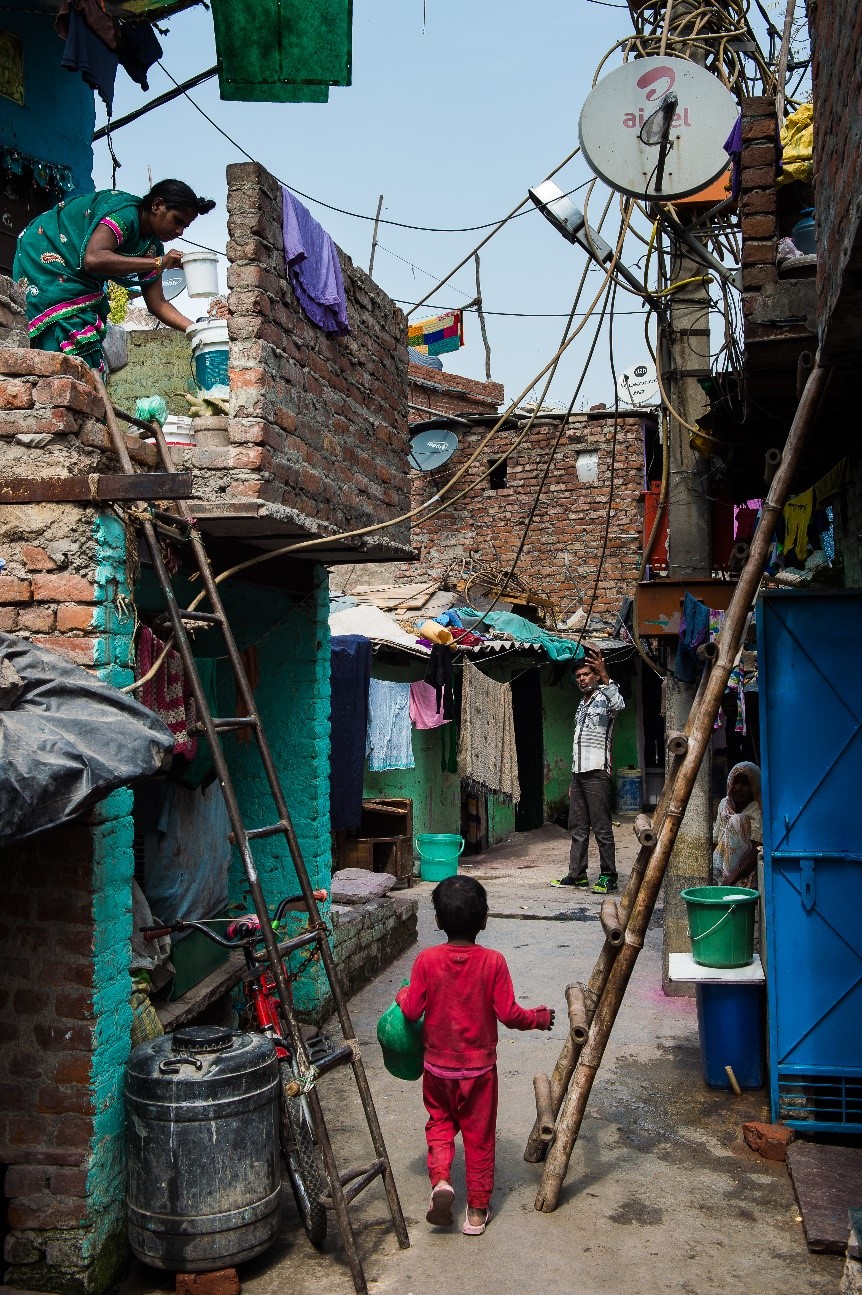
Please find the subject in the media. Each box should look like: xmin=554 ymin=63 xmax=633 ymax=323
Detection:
xmin=734 ymin=505 xmax=759 ymax=542
xmin=282 ymin=188 xmax=350 ymax=335
xmin=116 ymin=21 xmax=162 ymax=90
xmin=409 ymin=679 xmax=450 ymax=731
xmin=723 ymin=116 xmax=743 ymax=200
xmin=136 ymin=624 xmax=198 ymax=760
xmin=59 ymin=7 xmax=119 ymax=112
xmin=136 ymin=780 xmax=232 ymax=925
xmin=55 ymin=0 xmax=118 ymax=50
xmin=423 ymin=642 xmax=454 ymax=719
xmin=330 ymin=635 xmax=372 ymax=832
xmin=783 ymin=488 xmax=814 ymax=562
xmin=367 ymin=679 xmax=414 ymax=771
xmin=457 ymin=662 xmax=520 ymax=805
xmin=440 ymin=720 xmax=458 ymax=775
xmin=814 ymin=459 xmax=847 ymax=507
xmin=674 ymin=592 xmax=710 ymax=683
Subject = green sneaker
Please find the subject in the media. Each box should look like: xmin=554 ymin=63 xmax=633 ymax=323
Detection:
xmin=591 ymin=875 xmax=618 ymax=894
xmin=551 ymin=876 xmax=589 ymax=888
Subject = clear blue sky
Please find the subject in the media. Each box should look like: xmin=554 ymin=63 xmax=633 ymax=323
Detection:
xmin=93 ymin=2 xmax=685 ymax=409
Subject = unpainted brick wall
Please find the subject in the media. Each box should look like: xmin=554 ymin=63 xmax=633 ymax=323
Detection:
xmin=392 ymin=413 xmax=645 ymax=630
xmin=221 ymin=162 xmax=411 ymax=541
xmin=409 ymin=365 xmax=504 ymax=421
xmin=808 ymin=0 xmax=862 ymax=347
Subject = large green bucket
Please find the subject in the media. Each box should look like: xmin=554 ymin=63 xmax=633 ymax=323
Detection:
xmin=681 ymin=885 xmax=759 ymax=968
xmin=415 ymin=833 xmax=464 ymax=882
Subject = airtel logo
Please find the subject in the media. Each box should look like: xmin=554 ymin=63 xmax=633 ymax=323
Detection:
xmin=636 ymin=65 xmax=676 ymax=100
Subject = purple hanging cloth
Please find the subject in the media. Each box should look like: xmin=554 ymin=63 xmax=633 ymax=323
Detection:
xmin=281 ymin=187 xmax=350 ymax=335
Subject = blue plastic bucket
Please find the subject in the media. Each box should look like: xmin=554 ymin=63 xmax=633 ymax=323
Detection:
xmin=415 ymin=834 xmax=464 ymax=883
xmin=615 ymin=767 xmax=642 ymax=814
xmin=188 ymin=320 xmax=229 ymax=391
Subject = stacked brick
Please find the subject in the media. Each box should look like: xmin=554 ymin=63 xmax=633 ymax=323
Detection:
xmin=395 ymin=412 xmax=644 ymax=630
xmin=219 ymin=162 xmax=411 ymax=545
xmin=409 ymin=365 xmax=504 ymax=420
xmin=808 ymin=0 xmax=862 ymax=356
xmin=739 ymin=96 xmax=779 ymax=340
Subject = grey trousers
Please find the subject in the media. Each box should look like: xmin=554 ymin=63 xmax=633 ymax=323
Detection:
xmin=568 ymin=770 xmax=617 ymax=881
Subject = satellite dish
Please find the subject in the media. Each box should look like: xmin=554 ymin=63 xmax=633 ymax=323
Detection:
xmin=161 ymin=267 xmax=187 ymax=301
xmin=616 ymin=360 xmax=660 ymax=408
xmin=409 ymin=428 xmax=459 ymax=471
xmin=579 ymin=57 xmax=739 ymax=200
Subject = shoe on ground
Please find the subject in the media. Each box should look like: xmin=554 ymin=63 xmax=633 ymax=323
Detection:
xmin=462 ymin=1205 xmax=492 ymax=1236
xmin=591 ymin=874 xmax=618 ymax=894
xmin=427 ymin=1181 xmax=455 ymax=1226
xmin=550 ymin=876 xmax=589 ymax=888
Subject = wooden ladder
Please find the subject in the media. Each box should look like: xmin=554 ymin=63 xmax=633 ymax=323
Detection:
xmin=95 ymin=378 xmax=409 ymax=1294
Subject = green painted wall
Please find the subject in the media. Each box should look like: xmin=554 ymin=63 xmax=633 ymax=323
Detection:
xmin=106 ymin=328 xmax=198 ymax=417
xmin=541 ymin=663 xmax=640 ymax=819
xmin=362 ymin=661 xmax=461 ymax=840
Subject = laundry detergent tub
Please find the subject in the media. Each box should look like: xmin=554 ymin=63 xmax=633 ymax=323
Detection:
xmin=416 ymin=834 xmax=464 ymax=882
xmin=187 ymin=320 xmax=229 ymax=391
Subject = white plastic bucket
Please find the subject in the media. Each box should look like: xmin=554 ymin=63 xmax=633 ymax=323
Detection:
xmin=162 ymin=415 xmax=195 ymax=447
xmin=186 ymin=320 xmax=230 ymax=391
xmin=182 ymin=250 xmax=219 ymax=298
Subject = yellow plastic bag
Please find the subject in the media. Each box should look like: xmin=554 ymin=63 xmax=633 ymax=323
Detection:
xmin=778 ymin=103 xmax=813 ymax=187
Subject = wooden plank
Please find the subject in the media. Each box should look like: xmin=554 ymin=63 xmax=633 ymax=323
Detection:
xmin=0 ymin=473 xmax=193 ymax=504
xmin=787 ymin=1142 xmax=862 ymax=1252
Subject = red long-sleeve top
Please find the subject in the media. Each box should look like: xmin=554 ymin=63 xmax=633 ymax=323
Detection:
xmin=395 ymin=943 xmax=551 ymax=1071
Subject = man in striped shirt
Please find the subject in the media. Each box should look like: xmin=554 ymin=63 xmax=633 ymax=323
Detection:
xmin=556 ymin=648 xmax=625 ymax=894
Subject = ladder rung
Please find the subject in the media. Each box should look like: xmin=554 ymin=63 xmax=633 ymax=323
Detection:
xmin=321 ymin=1160 xmax=385 ymax=1209
xmin=312 ymin=1044 xmax=355 ymax=1077
xmin=230 ymin=821 xmax=290 ymax=843
xmin=211 ymin=716 xmax=260 ymax=732
xmin=177 ymin=609 xmax=224 ymax=624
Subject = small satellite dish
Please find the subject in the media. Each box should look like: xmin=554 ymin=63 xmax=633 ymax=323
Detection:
xmin=579 ymin=56 xmax=739 ymax=200
xmin=409 ymin=428 xmax=459 ymax=471
xmin=161 ymin=267 xmax=187 ymax=301
xmin=616 ymin=360 xmax=660 ymax=408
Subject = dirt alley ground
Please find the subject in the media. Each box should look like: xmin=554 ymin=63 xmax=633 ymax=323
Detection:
xmin=124 ymin=824 xmax=840 ymax=1295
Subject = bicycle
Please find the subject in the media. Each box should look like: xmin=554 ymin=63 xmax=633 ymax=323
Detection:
xmin=142 ymin=891 xmax=340 ymax=1248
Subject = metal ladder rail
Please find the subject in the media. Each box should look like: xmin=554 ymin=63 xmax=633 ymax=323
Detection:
xmin=96 ymin=381 xmax=409 ymax=1294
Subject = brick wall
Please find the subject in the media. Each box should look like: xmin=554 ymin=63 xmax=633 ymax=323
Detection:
xmin=219 ymin=162 xmax=411 ymax=545
xmin=808 ymin=0 xmax=862 ymax=361
xmin=409 ymin=365 xmax=504 ymax=422
xmin=391 ymin=413 xmax=644 ymax=631
xmin=0 ymin=348 xmax=136 ymax=1292
xmin=739 ymin=97 xmax=817 ymax=345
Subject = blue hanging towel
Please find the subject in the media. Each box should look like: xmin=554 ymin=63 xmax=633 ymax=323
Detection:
xmin=367 ymin=679 xmax=415 ymax=771
xmin=330 ymin=636 xmax=372 ymax=831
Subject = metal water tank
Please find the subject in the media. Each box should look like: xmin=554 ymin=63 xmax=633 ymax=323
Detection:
xmin=126 ymin=1025 xmax=281 ymax=1271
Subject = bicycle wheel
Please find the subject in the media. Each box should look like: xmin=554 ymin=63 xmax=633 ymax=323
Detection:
xmin=279 ymin=1077 xmax=328 ymax=1248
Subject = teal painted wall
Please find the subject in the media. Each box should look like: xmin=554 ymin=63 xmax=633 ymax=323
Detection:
xmin=362 ymin=661 xmax=461 ymax=841
xmin=1 ymin=10 xmax=95 ymax=193
xmin=84 ymin=513 xmax=136 ymax=1271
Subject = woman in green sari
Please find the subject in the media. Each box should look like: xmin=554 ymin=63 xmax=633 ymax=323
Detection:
xmin=13 ymin=179 xmax=215 ymax=373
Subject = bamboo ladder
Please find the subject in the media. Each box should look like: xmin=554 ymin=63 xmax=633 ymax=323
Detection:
xmin=93 ymin=377 xmax=409 ymax=1294
xmin=526 ymin=361 xmax=832 ymax=1210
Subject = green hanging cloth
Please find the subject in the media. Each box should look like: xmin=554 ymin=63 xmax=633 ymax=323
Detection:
xmin=211 ymin=0 xmax=352 ymax=102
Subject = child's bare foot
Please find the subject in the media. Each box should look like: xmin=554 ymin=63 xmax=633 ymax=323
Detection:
xmin=426 ymin=1181 xmax=455 ymax=1226
xmin=462 ymin=1205 xmax=492 ymax=1235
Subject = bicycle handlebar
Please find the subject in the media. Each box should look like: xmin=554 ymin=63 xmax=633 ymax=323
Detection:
xmin=140 ymin=890 xmax=328 ymax=946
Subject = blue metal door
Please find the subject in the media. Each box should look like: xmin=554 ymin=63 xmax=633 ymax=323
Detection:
xmin=758 ymin=592 xmax=862 ymax=1131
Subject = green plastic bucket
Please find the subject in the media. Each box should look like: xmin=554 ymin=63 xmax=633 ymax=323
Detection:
xmin=681 ymin=885 xmax=759 ymax=968
xmin=415 ymin=833 xmax=464 ymax=883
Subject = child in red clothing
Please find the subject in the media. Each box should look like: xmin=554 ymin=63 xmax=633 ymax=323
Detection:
xmin=396 ymin=875 xmax=554 ymax=1236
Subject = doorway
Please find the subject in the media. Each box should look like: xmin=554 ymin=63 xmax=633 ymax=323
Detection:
xmin=512 ymin=670 xmax=544 ymax=831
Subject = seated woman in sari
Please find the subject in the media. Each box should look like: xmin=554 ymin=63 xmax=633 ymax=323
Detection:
xmin=13 ymin=178 xmax=215 ymax=374
xmin=712 ymin=761 xmax=762 ymax=887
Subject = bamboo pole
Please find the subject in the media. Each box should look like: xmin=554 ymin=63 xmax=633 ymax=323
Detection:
xmin=533 ymin=1074 xmax=556 ymax=1144
xmin=665 ymin=729 xmax=689 ymax=756
xmin=566 ymin=984 xmax=589 ymax=1044
xmin=599 ymin=899 xmax=623 ymax=947
xmin=633 ymin=814 xmax=657 ymax=848
xmin=534 ymin=362 xmax=831 ymax=1212
xmin=523 ymin=669 xmax=712 ymax=1163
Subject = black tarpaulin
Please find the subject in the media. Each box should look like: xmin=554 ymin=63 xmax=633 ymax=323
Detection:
xmin=0 ymin=633 xmax=174 ymax=846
